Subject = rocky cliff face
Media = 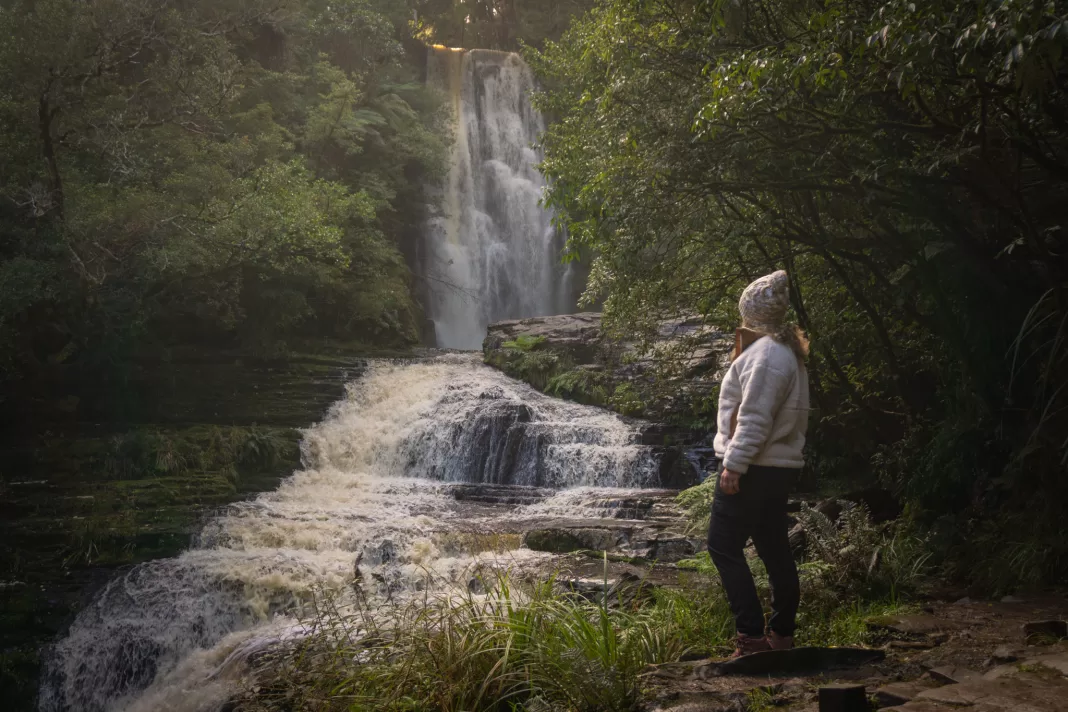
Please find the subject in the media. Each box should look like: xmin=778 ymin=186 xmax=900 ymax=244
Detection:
xmin=482 ymin=313 xmax=732 ymax=489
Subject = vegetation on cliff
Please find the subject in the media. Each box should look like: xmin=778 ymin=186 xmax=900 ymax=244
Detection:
xmin=529 ymin=0 xmax=1068 ymax=590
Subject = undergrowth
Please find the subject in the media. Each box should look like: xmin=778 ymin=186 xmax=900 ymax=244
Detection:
xmin=238 ymin=534 xmax=919 ymax=712
xmin=485 ymin=335 xmax=567 ymax=391
xmin=546 ymin=368 xmax=610 ymax=407
xmin=240 ymin=571 xmax=694 ymax=712
xmin=97 ymin=425 xmax=299 ymax=483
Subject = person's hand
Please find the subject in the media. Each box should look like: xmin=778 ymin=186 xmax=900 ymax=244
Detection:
xmin=719 ymin=469 xmax=742 ymax=495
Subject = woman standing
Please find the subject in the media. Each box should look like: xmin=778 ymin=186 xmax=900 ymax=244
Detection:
xmin=710 ymin=270 xmax=810 ymax=658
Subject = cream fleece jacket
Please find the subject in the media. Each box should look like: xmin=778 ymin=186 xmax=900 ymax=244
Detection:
xmin=713 ymin=335 xmax=810 ymax=473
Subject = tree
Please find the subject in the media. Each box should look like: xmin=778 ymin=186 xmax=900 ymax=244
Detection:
xmin=530 ymin=0 xmax=1068 ymax=587
xmin=0 ymin=0 xmax=447 ymax=389
xmin=411 ymin=0 xmax=592 ymax=49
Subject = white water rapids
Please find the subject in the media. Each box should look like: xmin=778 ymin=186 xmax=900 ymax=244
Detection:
xmin=39 ymin=355 xmax=660 ymax=712
xmin=424 ymin=48 xmax=572 ymax=349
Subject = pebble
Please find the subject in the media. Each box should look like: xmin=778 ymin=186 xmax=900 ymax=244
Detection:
xmin=992 ymin=644 xmax=1019 ymax=663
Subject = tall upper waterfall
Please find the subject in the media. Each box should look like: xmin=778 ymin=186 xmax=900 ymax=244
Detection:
xmin=425 ymin=47 xmax=572 ymax=350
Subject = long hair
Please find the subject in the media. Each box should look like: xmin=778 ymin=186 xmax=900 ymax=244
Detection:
xmin=773 ymin=323 xmax=810 ymax=363
xmin=734 ymin=324 xmax=810 ymax=364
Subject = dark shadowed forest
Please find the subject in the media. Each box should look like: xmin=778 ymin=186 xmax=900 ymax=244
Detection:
xmin=528 ymin=0 xmax=1068 ymax=591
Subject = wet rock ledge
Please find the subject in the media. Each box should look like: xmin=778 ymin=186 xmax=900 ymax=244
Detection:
xmin=483 ymin=313 xmax=732 ymax=489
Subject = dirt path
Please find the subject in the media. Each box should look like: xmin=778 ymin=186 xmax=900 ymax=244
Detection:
xmin=641 ymin=594 xmax=1068 ymax=711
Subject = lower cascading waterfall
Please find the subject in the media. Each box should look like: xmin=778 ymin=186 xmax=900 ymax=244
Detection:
xmin=39 ymin=355 xmax=659 ymax=712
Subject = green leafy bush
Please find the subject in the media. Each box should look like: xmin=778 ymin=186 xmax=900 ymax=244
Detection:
xmin=545 ymin=368 xmax=609 ymax=406
xmin=486 ymin=336 xmax=569 ymax=391
xmin=608 ymin=382 xmax=645 ymax=417
xmin=797 ymin=503 xmax=930 ymax=602
xmin=675 ymin=478 xmax=717 ymax=535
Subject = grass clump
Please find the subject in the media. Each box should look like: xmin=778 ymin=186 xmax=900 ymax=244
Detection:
xmin=239 ymin=549 xmax=913 ymax=712
xmin=240 ymin=568 xmax=735 ymax=712
xmin=676 ymin=498 xmax=927 ymax=649
xmin=502 ymin=335 xmax=547 ymax=352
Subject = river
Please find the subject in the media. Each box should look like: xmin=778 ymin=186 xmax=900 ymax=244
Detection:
xmin=39 ymin=354 xmax=676 ymax=711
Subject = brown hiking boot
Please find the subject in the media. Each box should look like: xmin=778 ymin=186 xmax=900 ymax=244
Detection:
xmin=766 ymin=630 xmax=794 ymax=650
xmin=730 ymin=633 xmax=772 ymax=659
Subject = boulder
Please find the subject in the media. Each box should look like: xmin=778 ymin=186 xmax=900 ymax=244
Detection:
xmin=874 ymin=680 xmax=940 ymax=708
xmin=483 ymin=313 xmax=730 ymax=455
xmin=644 ymin=536 xmax=697 ymax=563
xmin=522 ymin=527 xmax=622 ymax=553
xmin=483 ymin=313 xmax=605 ymax=364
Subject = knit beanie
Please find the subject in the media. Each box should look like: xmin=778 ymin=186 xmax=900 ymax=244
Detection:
xmin=739 ymin=270 xmax=790 ymax=331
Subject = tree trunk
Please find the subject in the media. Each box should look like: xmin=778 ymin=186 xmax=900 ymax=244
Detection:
xmin=38 ymin=89 xmax=64 ymax=220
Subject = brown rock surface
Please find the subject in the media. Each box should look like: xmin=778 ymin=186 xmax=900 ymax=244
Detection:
xmin=873 ymin=680 xmax=940 ymax=708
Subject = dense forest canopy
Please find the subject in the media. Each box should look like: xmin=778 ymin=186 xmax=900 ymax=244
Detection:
xmin=0 ymin=0 xmax=597 ymax=416
xmin=0 ymin=0 xmax=447 ymax=407
xmin=529 ymin=0 xmax=1068 ymax=588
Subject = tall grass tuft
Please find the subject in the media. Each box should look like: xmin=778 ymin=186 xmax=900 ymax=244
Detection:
xmin=238 ymin=569 xmax=722 ymax=712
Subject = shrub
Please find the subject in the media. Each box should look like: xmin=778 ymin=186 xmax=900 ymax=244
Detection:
xmin=486 ymin=336 xmax=567 ymax=391
xmin=97 ymin=426 xmax=299 ymax=484
xmin=607 ymin=382 xmax=645 ymax=417
xmin=797 ymin=502 xmax=930 ymax=602
xmin=674 ymin=478 xmax=716 ymax=535
xmin=545 ymin=368 xmax=609 ymax=406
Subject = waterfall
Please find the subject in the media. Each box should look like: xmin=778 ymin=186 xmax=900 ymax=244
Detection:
xmin=424 ymin=47 xmax=571 ymax=350
xmin=39 ymin=356 xmax=658 ymax=712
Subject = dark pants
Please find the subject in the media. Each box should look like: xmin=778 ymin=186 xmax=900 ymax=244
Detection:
xmin=707 ymin=464 xmax=800 ymax=638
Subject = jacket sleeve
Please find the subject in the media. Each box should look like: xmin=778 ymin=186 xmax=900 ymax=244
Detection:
xmin=722 ymin=357 xmax=794 ymax=474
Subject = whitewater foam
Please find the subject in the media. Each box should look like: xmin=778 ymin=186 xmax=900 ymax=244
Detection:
xmin=40 ymin=356 xmax=657 ymax=711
